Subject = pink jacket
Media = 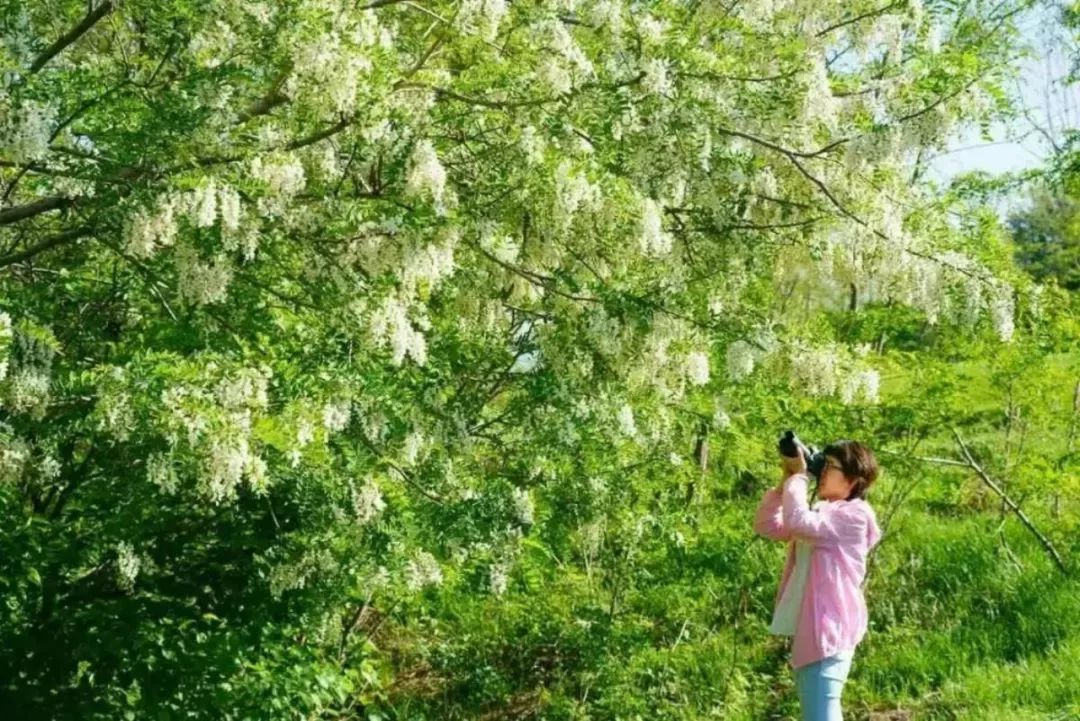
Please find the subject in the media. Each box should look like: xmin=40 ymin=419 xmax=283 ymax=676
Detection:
xmin=753 ymin=473 xmax=882 ymax=669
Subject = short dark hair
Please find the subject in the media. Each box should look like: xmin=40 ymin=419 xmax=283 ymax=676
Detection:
xmin=823 ymin=440 xmax=878 ymax=500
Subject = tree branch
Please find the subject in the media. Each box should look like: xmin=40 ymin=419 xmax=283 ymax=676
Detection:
xmin=0 ymin=196 xmax=72 ymax=225
xmin=30 ymin=1 xmax=114 ymax=74
xmin=950 ymin=428 xmax=1068 ymax=574
xmin=0 ymin=226 xmax=92 ymax=268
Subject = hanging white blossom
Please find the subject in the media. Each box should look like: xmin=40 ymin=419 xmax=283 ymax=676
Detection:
xmin=126 ymin=196 xmax=179 ymax=258
xmin=322 ymin=401 xmax=351 ymax=432
xmin=115 ymin=541 xmax=142 ymax=591
xmin=405 ymin=139 xmax=448 ymax=208
xmin=176 ymin=245 xmax=232 ymax=305
xmin=685 ymin=351 xmax=710 ymax=386
xmin=990 ymin=284 xmax=1015 ymax=342
xmin=218 ymin=185 xmax=242 ymax=232
xmin=1 ymin=99 xmax=56 ymax=163
xmin=404 ymin=550 xmax=443 ymax=590
xmin=402 ymin=430 xmax=426 ymax=465
xmin=191 ymin=181 xmax=218 ymax=228
xmin=368 ymin=295 xmax=429 ymax=366
xmin=352 ymin=476 xmax=386 ymax=524
xmin=617 ymin=403 xmax=638 ymax=437
xmin=640 ymin=198 xmax=672 ymax=256
xmin=726 ymin=340 xmax=756 ymax=381
xmin=512 ymin=487 xmax=535 ymax=526
xmin=489 ymin=558 xmax=511 ymax=596
xmin=147 ymin=452 xmax=179 ymax=494
xmin=641 ymin=57 xmax=673 ymax=97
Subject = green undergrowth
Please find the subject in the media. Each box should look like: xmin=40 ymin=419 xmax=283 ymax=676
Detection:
xmin=375 ymin=496 xmax=1080 ymax=720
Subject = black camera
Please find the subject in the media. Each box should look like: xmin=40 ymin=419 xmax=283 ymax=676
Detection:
xmin=777 ymin=430 xmax=826 ymax=478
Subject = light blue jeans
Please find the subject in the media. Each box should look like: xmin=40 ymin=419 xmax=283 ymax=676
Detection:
xmin=793 ymin=650 xmax=855 ymax=721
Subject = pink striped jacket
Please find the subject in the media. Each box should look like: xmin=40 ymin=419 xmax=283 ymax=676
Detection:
xmin=753 ymin=473 xmax=883 ymax=669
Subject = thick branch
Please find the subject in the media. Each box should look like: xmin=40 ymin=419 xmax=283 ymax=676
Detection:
xmin=0 ymin=196 xmax=72 ymax=225
xmin=236 ymin=68 xmax=293 ymax=123
xmin=0 ymin=226 xmax=92 ymax=268
xmin=30 ymin=1 xmax=114 ymax=74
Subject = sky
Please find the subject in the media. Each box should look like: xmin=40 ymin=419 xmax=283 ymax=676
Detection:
xmin=924 ymin=6 xmax=1075 ymax=208
xmin=927 ymin=6 xmax=1079 ymax=186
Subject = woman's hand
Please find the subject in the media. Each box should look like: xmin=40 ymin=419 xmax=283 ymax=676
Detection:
xmin=780 ymin=451 xmax=807 ymax=480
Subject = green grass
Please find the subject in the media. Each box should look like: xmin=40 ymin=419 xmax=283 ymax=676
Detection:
xmin=376 ymin=348 xmax=1080 ymax=720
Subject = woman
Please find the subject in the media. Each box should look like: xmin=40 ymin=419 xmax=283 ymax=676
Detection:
xmin=753 ymin=440 xmax=882 ymax=721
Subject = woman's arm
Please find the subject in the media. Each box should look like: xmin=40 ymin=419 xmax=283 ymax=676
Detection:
xmin=781 ymin=473 xmax=841 ymax=544
xmin=753 ymin=486 xmax=792 ymax=541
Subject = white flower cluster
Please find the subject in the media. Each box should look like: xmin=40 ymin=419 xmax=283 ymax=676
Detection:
xmin=93 ymin=367 xmax=136 ymax=441
xmin=368 ymin=294 xmax=429 ymax=365
xmin=788 ymin=344 xmax=842 ymax=396
xmin=219 ymin=185 xmax=242 ymax=232
xmin=803 ymin=54 xmax=837 ymax=128
xmin=267 ymin=547 xmax=336 ymax=598
xmin=296 ymin=419 xmax=315 ymax=449
xmin=126 ymin=196 xmax=179 ymax=258
xmin=115 ymin=541 xmax=142 ymax=592
xmin=641 ymin=57 xmax=674 ymax=97
xmin=188 ymin=19 xmax=237 ymax=68
xmin=0 ymin=432 xmax=29 ymax=485
xmin=125 ymin=182 xmax=245 ymax=259
xmin=286 ymin=32 xmax=372 ymax=117
xmin=856 ymin=245 xmax=1016 ymax=340
xmin=456 ymin=0 xmax=508 ymax=41
xmin=685 ymin=350 xmax=710 ymax=386
xmin=551 ymin=20 xmax=594 ymax=77
xmin=400 ymin=232 xmax=458 ymax=297
xmin=579 ymin=520 xmax=604 ymax=558
xmin=158 ymin=365 xmax=272 ymax=502
xmin=538 ymin=56 xmax=573 ymax=95
xmin=725 ymin=340 xmax=757 ymax=381
xmin=589 ymin=0 xmax=625 ymax=34
xmin=249 ymin=154 xmax=306 ymax=216
xmin=640 ymin=198 xmax=672 ymax=256
xmin=489 ymin=557 xmax=511 ymax=596
xmin=0 ymin=98 xmax=56 ymax=163
xmin=0 ymin=312 xmax=11 ymax=381
xmin=404 ymin=550 xmax=443 ymax=591
xmin=788 ymin=344 xmax=881 ymax=405
xmin=216 ymin=366 xmax=270 ymax=409
xmin=534 ymin=18 xmax=595 ymax=94
xmin=989 ymin=282 xmax=1015 ymax=342
xmin=6 ymin=368 xmax=50 ymax=416
xmin=840 ymin=369 xmax=881 ymax=405
xmin=617 ymin=403 xmax=637 ymax=437
xmin=147 ymin=453 xmax=179 ymax=494
xmin=637 ymin=14 xmax=669 ymax=45
xmin=479 ymin=222 xmax=522 ymax=265
xmin=192 ymin=181 xmax=218 ymax=228
xmin=511 ymin=487 xmax=535 ymax=526
xmin=38 ymin=454 xmax=61 ymax=481
xmin=520 ymin=125 xmax=546 ymax=166
xmin=401 ymin=430 xmax=426 ymax=465
xmin=352 ymin=476 xmax=386 ymax=524
xmin=405 ymin=139 xmax=449 ymax=212
xmin=175 ymin=243 xmax=233 ymax=306
xmin=322 ymin=401 xmax=351 ymax=432
xmin=554 ymin=160 xmax=600 ymax=226
xmin=740 ymin=0 xmax=789 ymax=29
